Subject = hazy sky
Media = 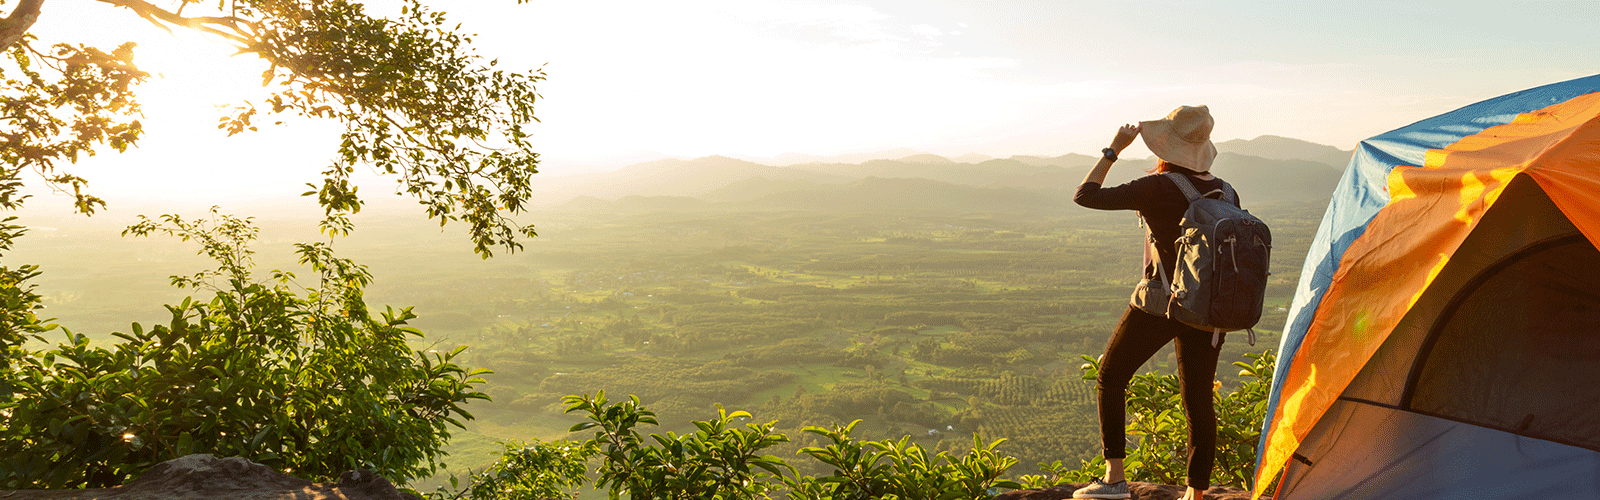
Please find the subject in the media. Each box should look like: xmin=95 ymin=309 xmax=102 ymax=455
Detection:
xmin=22 ymin=0 xmax=1600 ymax=207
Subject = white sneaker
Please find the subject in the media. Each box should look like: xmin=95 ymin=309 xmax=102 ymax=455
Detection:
xmin=1072 ymin=478 xmax=1131 ymax=499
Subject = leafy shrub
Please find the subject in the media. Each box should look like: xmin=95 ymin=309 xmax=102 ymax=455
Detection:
xmin=0 ymin=211 xmax=489 ymax=488
xmin=788 ymin=420 xmax=1021 ymax=500
xmin=451 ymin=439 xmax=590 ymax=500
xmin=564 ymin=392 xmax=793 ymax=500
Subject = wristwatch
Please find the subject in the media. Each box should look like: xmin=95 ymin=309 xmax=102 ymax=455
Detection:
xmin=1102 ymin=147 xmax=1118 ymax=161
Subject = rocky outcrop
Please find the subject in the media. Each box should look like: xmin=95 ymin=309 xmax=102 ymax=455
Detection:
xmin=997 ymin=481 xmax=1254 ymax=500
xmin=0 ymin=455 xmax=419 ymax=500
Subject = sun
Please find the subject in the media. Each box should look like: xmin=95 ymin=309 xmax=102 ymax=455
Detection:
xmin=22 ymin=0 xmax=343 ymax=211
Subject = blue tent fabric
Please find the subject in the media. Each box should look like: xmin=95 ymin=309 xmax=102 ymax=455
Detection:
xmin=1281 ymin=402 xmax=1600 ymax=499
xmin=1257 ymin=73 xmax=1600 ymax=477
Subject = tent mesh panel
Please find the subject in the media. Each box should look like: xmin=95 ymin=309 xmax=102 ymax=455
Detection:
xmin=1408 ymin=234 xmax=1600 ymax=451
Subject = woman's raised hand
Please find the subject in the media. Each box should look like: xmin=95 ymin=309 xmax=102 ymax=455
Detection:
xmin=1110 ymin=123 xmax=1140 ymax=153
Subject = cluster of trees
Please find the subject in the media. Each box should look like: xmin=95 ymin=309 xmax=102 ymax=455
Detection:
xmin=724 ymin=338 xmax=848 ymax=367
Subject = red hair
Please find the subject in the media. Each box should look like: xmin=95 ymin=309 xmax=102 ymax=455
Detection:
xmin=1146 ymin=159 xmax=1184 ymax=175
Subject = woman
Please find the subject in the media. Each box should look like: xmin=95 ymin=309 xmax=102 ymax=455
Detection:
xmin=1069 ymin=105 xmax=1231 ymax=500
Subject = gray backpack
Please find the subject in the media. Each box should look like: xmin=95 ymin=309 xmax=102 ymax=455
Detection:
xmin=1131 ymin=172 xmax=1272 ymax=347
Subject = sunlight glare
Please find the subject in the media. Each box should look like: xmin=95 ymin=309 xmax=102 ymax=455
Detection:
xmin=26 ymin=2 xmax=341 ymax=211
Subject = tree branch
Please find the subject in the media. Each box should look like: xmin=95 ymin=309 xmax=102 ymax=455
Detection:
xmin=0 ymin=0 xmax=46 ymax=52
xmin=94 ymin=0 xmax=253 ymax=45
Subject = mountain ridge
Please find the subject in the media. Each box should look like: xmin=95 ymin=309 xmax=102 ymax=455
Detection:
xmin=1215 ymin=134 xmax=1352 ymax=169
xmin=530 ymin=135 xmax=1349 ymax=212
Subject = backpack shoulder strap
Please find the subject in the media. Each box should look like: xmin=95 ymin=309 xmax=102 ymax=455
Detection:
xmin=1166 ymin=172 xmax=1240 ymax=206
xmin=1162 ymin=172 xmax=1202 ymax=202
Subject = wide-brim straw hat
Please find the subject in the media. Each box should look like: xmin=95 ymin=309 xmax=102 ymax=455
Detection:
xmin=1139 ymin=105 xmax=1217 ymax=172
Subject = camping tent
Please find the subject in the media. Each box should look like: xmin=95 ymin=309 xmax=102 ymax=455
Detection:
xmin=1254 ymin=73 xmax=1600 ymax=499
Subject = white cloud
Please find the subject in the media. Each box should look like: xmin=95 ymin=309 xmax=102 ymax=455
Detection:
xmin=772 ymin=3 xmax=903 ymax=43
xmin=911 ymin=24 xmax=944 ymax=38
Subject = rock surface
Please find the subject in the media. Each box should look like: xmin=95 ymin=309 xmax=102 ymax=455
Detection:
xmin=0 ymin=455 xmax=419 ymax=500
xmin=997 ymin=481 xmax=1254 ymax=500
xmin=2 ymin=455 xmax=1254 ymax=500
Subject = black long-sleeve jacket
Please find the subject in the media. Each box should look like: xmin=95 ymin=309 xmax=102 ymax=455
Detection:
xmin=1074 ymin=169 xmax=1239 ymax=283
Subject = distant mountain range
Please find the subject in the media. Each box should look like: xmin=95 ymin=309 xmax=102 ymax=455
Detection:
xmin=1216 ymin=135 xmax=1354 ymax=168
xmin=533 ymin=136 xmax=1352 ymax=215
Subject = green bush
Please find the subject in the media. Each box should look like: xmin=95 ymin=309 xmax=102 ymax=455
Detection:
xmin=788 ymin=420 xmax=1021 ymax=500
xmin=0 ymin=211 xmax=489 ymax=488
xmin=448 ymin=439 xmax=591 ymax=500
xmin=564 ymin=391 xmax=793 ymax=500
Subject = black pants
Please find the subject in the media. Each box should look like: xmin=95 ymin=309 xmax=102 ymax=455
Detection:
xmin=1096 ymin=305 xmax=1221 ymax=489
